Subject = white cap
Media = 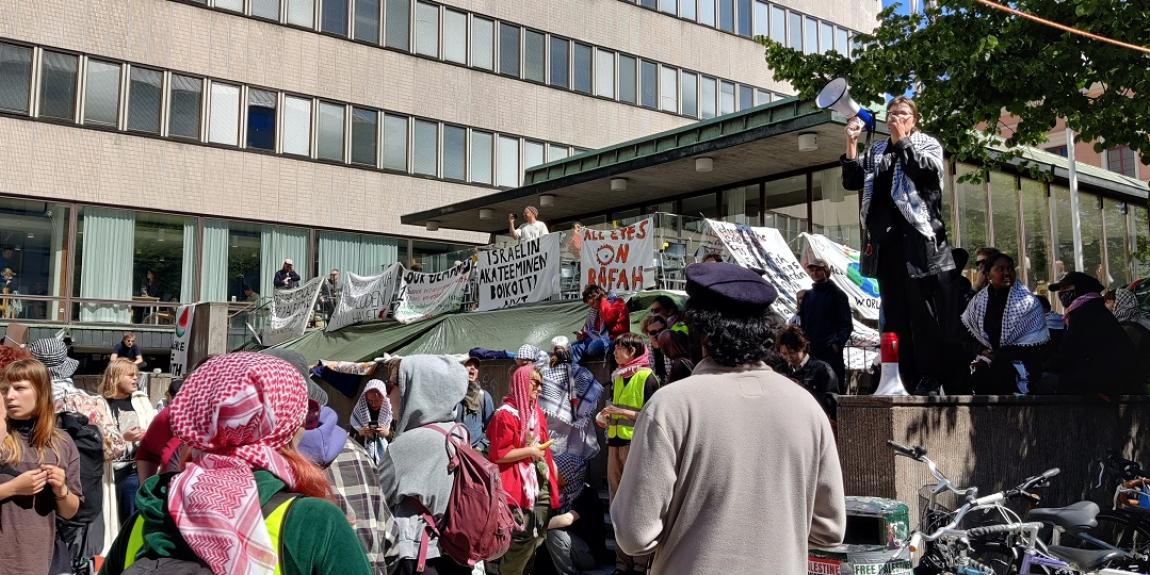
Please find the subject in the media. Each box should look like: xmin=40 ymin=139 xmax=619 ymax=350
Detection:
xmin=283 ymin=258 xmax=294 ymax=266
xmin=551 ymin=335 xmax=570 ymax=349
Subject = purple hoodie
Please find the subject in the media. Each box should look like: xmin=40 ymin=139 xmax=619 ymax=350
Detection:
xmin=299 ymin=406 xmax=349 ymax=468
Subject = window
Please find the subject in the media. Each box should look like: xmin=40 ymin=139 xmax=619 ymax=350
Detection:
xmin=414 ymin=1 xmax=439 ymax=57
xmin=39 ymin=51 xmax=78 ymax=121
xmin=413 ymin=119 xmax=438 ymax=176
xmin=245 ymin=88 xmax=277 ymax=150
xmin=640 ymin=60 xmax=658 ymax=108
xmin=1107 ymin=146 xmax=1137 ymax=177
xmin=811 ymin=169 xmax=858 ymax=248
xmin=524 ymin=140 xmax=544 ymax=170
xmin=619 ymin=55 xmax=637 ymax=104
xmin=351 ymin=107 xmax=378 ymax=166
xmin=989 ymin=171 xmax=1021 ymax=265
xmin=383 ymin=114 xmax=408 ymax=170
xmin=443 ymin=10 xmax=467 ymax=63
xmin=252 ymin=0 xmax=280 ymax=20
xmin=322 ymin=0 xmax=349 ymax=36
xmin=282 ymin=96 xmax=312 ymax=156
xmin=546 ymin=143 xmax=568 ymax=162
xmin=659 ymin=66 xmax=677 ymax=112
xmin=472 ymin=17 xmax=494 ymax=70
xmin=719 ymin=81 xmax=735 ymax=115
xmin=753 ymin=1 xmax=767 ymax=36
xmin=658 ymin=0 xmax=676 ymax=15
xmin=208 ymin=82 xmax=239 ymax=145
xmin=549 ymin=37 xmax=569 ymax=88
xmin=128 ymin=67 xmax=163 ymax=134
xmin=83 ymin=60 xmax=120 ymax=127
xmin=1104 ymin=198 xmax=1130 ymax=286
xmin=834 ymin=27 xmax=849 ymax=55
xmin=499 ymin=24 xmax=520 ymax=77
xmin=718 ymin=0 xmax=734 ymax=31
xmin=524 ymin=30 xmax=546 ymax=83
xmin=385 ymin=0 xmax=410 ymax=50
xmin=787 ymin=11 xmax=802 ymax=50
xmin=755 ymin=88 xmax=771 ymax=105
xmin=700 ymin=0 xmax=716 ymax=26
xmin=594 ymin=49 xmax=615 ymax=98
xmin=739 ymin=84 xmax=753 ymax=110
xmin=681 ymin=71 xmax=698 ymax=117
xmin=354 ymin=0 xmax=381 ymax=43
xmin=804 ymin=16 xmax=818 ymax=55
xmin=573 ymin=43 xmax=592 ymax=94
xmin=1080 ymin=192 xmax=1103 ymax=279
xmin=215 ymin=0 xmax=243 ymax=11
xmin=769 ymin=5 xmax=785 ymax=43
xmin=168 ymin=74 xmax=202 ymax=139
xmin=956 ymin=164 xmax=988 ymax=253
xmin=443 ymin=124 xmax=466 ymax=180
xmin=470 ymin=130 xmax=493 ymax=184
xmin=679 ymin=0 xmax=695 ymax=20
xmin=497 ymin=135 xmax=519 ymax=187
xmin=287 ymin=0 xmax=315 ymax=27
xmin=316 ymin=101 xmax=345 ymax=161
xmin=639 ymin=0 xmax=656 ymax=7
xmin=737 ymin=0 xmax=751 ymax=35
xmin=1020 ymin=177 xmax=1051 ymax=291
xmin=1045 ymin=145 xmax=1068 ymax=157
xmin=0 ymin=43 xmax=32 ymax=114
xmin=700 ymin=76 xmax=716 ymax=119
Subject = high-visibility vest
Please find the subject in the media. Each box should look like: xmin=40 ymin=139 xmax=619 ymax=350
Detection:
xmin=608 ymin=368 xmax=654 ymax=441
xmin=122 ymin=492 xmax=297 ymax=574
xmin=670 ymin=323 xmax=689 ymax=335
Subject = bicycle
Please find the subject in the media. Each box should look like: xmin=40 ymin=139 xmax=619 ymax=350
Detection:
xmin=1084 ymin=453 xmax=1150 ymax=566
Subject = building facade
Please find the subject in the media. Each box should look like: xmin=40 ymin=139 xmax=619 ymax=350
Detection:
xmin=0 ymin=0 xmax=881 ymax=339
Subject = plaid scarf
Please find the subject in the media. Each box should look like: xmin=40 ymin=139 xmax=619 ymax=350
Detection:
xmin=1115 ymin=288 xmax=1150 ymax=332
xmin=859 ymin=132 xmax=944 ymax=240
xmin=962 ymin=282 xmax=1049 ymax=350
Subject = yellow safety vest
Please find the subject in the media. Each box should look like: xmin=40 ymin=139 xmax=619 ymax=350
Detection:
xmin=608 ymin=368 xmax=654 ymax=441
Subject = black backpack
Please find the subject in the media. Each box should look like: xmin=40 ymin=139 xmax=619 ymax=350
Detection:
xmin=56 ymin=411 xmax=105 ymax=524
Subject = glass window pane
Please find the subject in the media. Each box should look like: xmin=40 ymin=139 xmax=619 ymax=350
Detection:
xmin=680 ymin=0 xmax=695 ymax=20
xmin=619 ymin=55 xmax=637 ymax=104
xmin=413 ymin=119 xmax=437 ymax=176
xmin=470 ymin=130 xmax=493 ymax=184
xmin=989 ymin=171 xmax=1020 ymax=265
xmin=128 ymin=67 xmax=163 ymax=134
xmin=763 ymin=175 xmax=807 ymax=244
xmin=1051 ymin=184 xmax=1073 ymax=279
xmin=573 ymin=43 xmax=592 ymax=94
xmin=1105 ymin=198 xmax=1132 ymax=286
xmin=524 ymin=30 xmax=545 ymax=83
xmin=546 ymin=143 xmax=568 ymax=162
xmin=719 ymin=81 xmax=735 ymax=115
xmin=499 ymin=23 xmax=520 ymax=77
xmin=216 ymin=0 xmax=243 ymax=11
xmin=834 ymin=27 xmax=849 ymax=55
xmin=208 ymin=82 xmax=239 ymax=145
xmin=1080 ymin=193 xmax=1103 ymax=279
xmin=524 ymin=140 xmax=544 ymax=170
xmin=812 ymin=169 xmax=860 ymax=248
xmin=700 ymin=0 xmax=716 ymax=25
xmin=316 ymin=101 xmax=346 ymax=161
xmin=681 ymin=71 xmax=697 ymax=117
xmin=354 ymin=0 xmax=381 ymax=43
xmin=83 ymin=60 xmax=120 ymax=127
xmin=383 ymin=114 xmax=408 ymax=170
xmin=246 ymin=88 xmax=277 ymax=150
xmin=39 ymin=51 xmax=78 ymax=121
xmin=168 ymin=74 xmax=201 ymax=139
xmin=755 ymin=88 xmax=771 ymax=105
xmin=385 ymin=0 xmax=410 ymax=50
xmin=738 ymin=84 xmax=753 ymax=110
xmin=414 ymin=1 xmax=438 ymax=57
xmin=1134 ymin=205 xmax=1150 ymax=281
xmin=658 ymin=0 xmax=676 ymax=15
xmin=549 ymin=37 xmax=569 ymax=88
xmin=640 ymin=60 xmax=657 ymax=108
xmin=351 ymin=107 xmax=378 ymax=166
xmin=819 ymin=21 xmax=833 ymax=53
xmin=472 ymin=17 xmax=494 ymax=70
xmin=0 ymin=43 xmax=32 ymax=114
xmin=443 ymin=10 xmax=467 ymax=63
xmin=282 ymin=96 xmax=312 ymax=156
xmin=719 ymin=0 xmax=734 ymax=32
xmin=737 ymin=0 xmax=751 ymax=35
xmin=956 ymin=164 xmax=988 ymax=263
xmin=594 ymin=49 xmax=614 ymax=98
xmin=1020 ymin=178 xmax=1051 ymax=291
xmin=787 ymin=11 xmax=802 ymax=50
xmin=287 ymin=0 xmax=315 ymax=27
xmin=804 ymin=16 xmax=818 ymax=55
xmin=322 ymin=0 xmax=349 ymax=36
xmin=753 ymin=1 xmax=767 ymax=36
xmin=497 ymin=135 xmax=519 ymax=187
xmin=659 ymin=65 xmax=677 ymax=112
xmin=700 ymin=76 xmax=716 ymax=119
xmin=252 ymin=0 xmax=280 ymax=19
xmin=769 ymin=5 xmax=785 ymax=43
xmin=639 ymin=0 xmax=656 ymax=7
xmin=443 ymin=124 xmax=466 ymax=180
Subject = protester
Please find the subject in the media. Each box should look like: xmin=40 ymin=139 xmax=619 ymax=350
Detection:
xmin=960 ymin=253 xmax=1049 ymax=395
xmin=1038 ymin=294 xmax=1065 ymax=349
xmin=701 ymin=253 xmax=723 ymax=263
xmin=97 ymin=358 xmax=156 ymax=525
xmin=243 ymin=284 xmax=262 ymax=302
xmin=275 ymin=258 xmax=301 ymax=290
xmin=790 ymin=289 xmax=808 ymax=325
xmin=798 ymin=258 xmax=852 ymax=388
xmin=1103 ymin=289 xmax=1118 ymax=312
xmin=110 ymin=332 xmax=144 ymax=366
xmin=99 ymin=353 xmax=371 ymax=575
xmin=321 ymin=268 xmax=342 ymax=319
xmin=350 ymin=379 xmax=393 ymax=467
xmin=655 ymin=327 xmax=694 ymax=384
xmin=612 ymin=263 xmax=845 ymax=575
xmin=571 ymin=284 xmax=630 ymax=365
xmin=509 ymin=206 xmax=550 ymax=243
xmin=544 ymin=482 xmax=610 ymax=575
xmin=539 ymin=337 xmax=602 ymax=493
xmin=776 ymin=326 xmax=839 ymax=419
xmin=489 ymin=366 xmax=560 ymax=575
xmin=517 ymin=343 xmax=550 ymax=372
xmin=1046 ymin=272 xmax=1137 ymax=396
xmin=456 ymin=357 xmax=495 ymax=452
xmin=1113 ymin=287 xmax=1150 ymax=394
xmin=940 ymin=248 xmax=976 ymax=394
xmin=972 ymin=247 xmax=1000 ymax=292
xmin=154 ymin=376 xmax=183 ymax=411
xmin=647 ymin=295 xmax=681 ymax=328
xmin=842 ymin=95 xmax=955 ymax=394
xmin=377 ymin=355 xmax=470 ymax=575
xmin=642 ymin=315 xmax=670 ymax=381
xmin=0 ymin=358 xmax=83 ymax=575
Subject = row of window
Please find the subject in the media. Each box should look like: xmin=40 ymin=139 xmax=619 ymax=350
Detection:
xmin=621 ymin=0 xmax=856 ymax=56
xmin=172 ymin=0 xmax=788 ymax=119
xmin=0 ymin=41 xmax=584 ymax=187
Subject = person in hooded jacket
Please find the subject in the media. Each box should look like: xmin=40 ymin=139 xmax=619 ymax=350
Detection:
xmin=1112 ymin=288 xmax=1150 ymax=394
xmin=1047 ymin=272 xmax=1137 ymax=396
xmin=377 ymin=355 xmax=470 ymax=575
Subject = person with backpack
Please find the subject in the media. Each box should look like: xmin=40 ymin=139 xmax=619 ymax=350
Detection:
xmin=489 ymin=365 xmax=560 ymax=575
xmin=455 ymin=358 xmax=494 ymax=452
xmin=99 ymin=352 xmax=370 ymax=575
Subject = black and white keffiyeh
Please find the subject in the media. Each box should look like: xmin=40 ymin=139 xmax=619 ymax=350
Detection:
xmin=1115 ymin=288 xmax=1150 ymax=333
xmin=859 ymin=131 xmax=945 ymax=240
xmin=962 ymin=281 xmax=1049 ymax=350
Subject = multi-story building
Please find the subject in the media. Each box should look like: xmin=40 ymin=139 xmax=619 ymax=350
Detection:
xmin=0 ymin=0 xmax=881 ymax=352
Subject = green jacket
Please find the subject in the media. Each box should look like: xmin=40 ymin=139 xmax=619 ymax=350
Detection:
xmin=100 ymin=470 xmax=371 ymax=575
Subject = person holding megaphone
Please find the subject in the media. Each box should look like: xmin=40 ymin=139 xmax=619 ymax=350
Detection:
xmin=840 ymin=94 xmax=956 ymax=395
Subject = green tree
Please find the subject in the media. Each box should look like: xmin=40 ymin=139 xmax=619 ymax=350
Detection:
xmin=761 ymin=0 xmax=1150 ymax=176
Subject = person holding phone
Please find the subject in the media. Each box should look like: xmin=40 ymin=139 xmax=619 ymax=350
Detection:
xmin=97 ymin=359 xmax=156 ymax=529
xmin=350 ymin=379 xmax=392 ymax=467
xmin=509 ymin=206 xmax=549 ymax=244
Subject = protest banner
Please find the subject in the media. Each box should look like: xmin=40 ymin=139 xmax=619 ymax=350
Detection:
xmin=580 ymin=217 xmax=655 ymax=293
xmin=170 ymin=304 xmax=195 ymax=378
xmin=394 ymin=259 xmax=473 ymax=323
xmin=262 ymin=277 xmax=323 ymax=346
xmin=326 ymin=264 xmax=404 ymax=332
xmin=798 ymin=233 xmax=882 ymax=321
xmin=477 ymin=233 xmax=562 ymax=312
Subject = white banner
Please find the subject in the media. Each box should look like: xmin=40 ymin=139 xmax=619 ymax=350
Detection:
xmin=170 ymin=304 xmax=195 ymax=378
xmin=477 ymin=233 xmax=562 ymax=312
xmin=394 ymin=260 xmax=474 ymax=323
xmin=326 ymin=264 xmax=404 ymax=332
xmin=580 ymin=217 xmax=655 ymax=294
xmin=263 ymin=277 xmax=323 ymax=346
xmin=798 ymin=233 xmax=882 ymax=321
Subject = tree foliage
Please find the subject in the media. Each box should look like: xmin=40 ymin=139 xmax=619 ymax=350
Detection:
xmin=762 ymin=0 xmax=1150 ymax=177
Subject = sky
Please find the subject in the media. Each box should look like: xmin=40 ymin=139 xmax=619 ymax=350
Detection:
xmin=882 ymin=0 xmax=911 ymax=15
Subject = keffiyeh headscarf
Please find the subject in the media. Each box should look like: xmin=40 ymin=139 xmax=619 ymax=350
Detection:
xmin=167 ymin=353 xmax=308 ymax=575
xmin=349 ymin=379 xmax=392 ymax=465
xmin=498 ymin=365 xmax=542 ymax=507
xmin=962 ymin=281 xmax=1050 ymax=350
xmin=516 ymin=344 xmax=549 ymax=371
xmin=859 ymin=131 xmax=945 ymax=240
xmin=1114 ymin=288 xmax=1150 ymax=332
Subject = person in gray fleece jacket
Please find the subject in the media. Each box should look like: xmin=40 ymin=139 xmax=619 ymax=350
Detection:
xmin=378 ymin=355 xmax=470 ymax=575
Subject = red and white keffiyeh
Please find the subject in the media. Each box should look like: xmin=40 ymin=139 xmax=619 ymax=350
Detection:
xmin=167 ymin=352 xmax=308 ymax=575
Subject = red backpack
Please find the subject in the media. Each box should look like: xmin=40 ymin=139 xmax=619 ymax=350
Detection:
xmin=416 ymin=424 xmax=517 ymax=571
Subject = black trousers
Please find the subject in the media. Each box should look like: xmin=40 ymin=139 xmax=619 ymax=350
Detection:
xmin=876 ymin=243 xmax=946 ymax=391
xmin=810 ymin=342 xmax=847 ymax=393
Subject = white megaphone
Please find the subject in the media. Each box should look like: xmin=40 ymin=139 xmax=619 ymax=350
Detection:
xmin=816 ymin=78 xmax=875 ymax=131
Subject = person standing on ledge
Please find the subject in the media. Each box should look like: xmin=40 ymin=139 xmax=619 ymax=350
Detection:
xmin=274 ymin=258 xmax=301 ymax=290
xmin=509 ymin=206 xmax=549 ymax=243
xmin=841 ymin=96 xmax=955 ymax=394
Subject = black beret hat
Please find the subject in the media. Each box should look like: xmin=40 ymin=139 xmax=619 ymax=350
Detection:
xmin=1048 ymin=271 xmax=1104 ymax=295
xmin=685 ymin=262 xmax=778 ymax=311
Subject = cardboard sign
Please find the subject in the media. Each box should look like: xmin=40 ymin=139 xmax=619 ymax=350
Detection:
xmin=799 ymin=233 xmax=882 ymax=321
xmin=326 ymin=264 xmax=404 ymax=332
xmin=169 ymin=304 xmax=195 ymax=378
xmin=394 ymin=260 xmax=473 ymax=323
xmin=580 ymin=217 xmax=655 ymax=293
xmin=477 ymin=233 xmax=562 ymax=312
xmin=263 ymin=276 xmax=323 ymax=346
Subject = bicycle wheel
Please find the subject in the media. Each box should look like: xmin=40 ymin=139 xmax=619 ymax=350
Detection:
xmin=1093 ymin=510 xmax=1150 ymax=554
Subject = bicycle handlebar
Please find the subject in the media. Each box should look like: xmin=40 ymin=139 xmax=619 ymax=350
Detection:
xmin=966 ymin=522 xmax=1044 ymax=539
xmin=887 ymin=440 xmax=928 ymax=461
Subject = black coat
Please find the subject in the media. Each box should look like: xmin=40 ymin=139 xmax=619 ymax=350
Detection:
xmin=798 ymin=280 xmax=853 ymax=349
xmin=1054 ymin=298 xmax=1138 ymax=396
xmin=783 ymin=357 xmax=839 ymax=419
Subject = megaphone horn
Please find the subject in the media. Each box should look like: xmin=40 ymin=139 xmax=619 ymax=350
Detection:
xmin=816 ymin=78 xmax=875 ymax=131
